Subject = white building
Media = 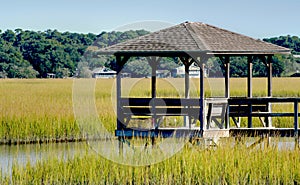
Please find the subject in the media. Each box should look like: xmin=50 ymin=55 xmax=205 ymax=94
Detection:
xmin=172 ymin=65 xmax=207 ymax=78
xmin=92 ymin=67 xmax=116 ymax=78
xmin=293 ymin=55 xmax=300 ymax=58
xmin=156 ymin=70 xmax=171 ymax=78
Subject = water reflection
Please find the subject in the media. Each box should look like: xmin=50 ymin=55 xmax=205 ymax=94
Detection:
xmin=0 ymin=138 xmax=298 ymax=176
xmin=0 ymin=142 xmax=88 ymax=176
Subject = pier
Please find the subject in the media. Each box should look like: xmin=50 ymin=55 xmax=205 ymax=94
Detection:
xmin=97 ymin=22 xmax=298 ymax=146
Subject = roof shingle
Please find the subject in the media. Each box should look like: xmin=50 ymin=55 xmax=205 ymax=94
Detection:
xmin=97 ymin=22 xmax=290 ymax=55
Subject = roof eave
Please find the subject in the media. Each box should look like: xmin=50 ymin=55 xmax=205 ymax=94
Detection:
xmin=208 ymin=50 xmax=291 ymax=55
xmin=96 ymin=50 xmax=209 ymax=57
xmin=97 ymin=49 xmax=291 ymax=57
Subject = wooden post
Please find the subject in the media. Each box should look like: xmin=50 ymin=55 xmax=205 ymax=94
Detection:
xmin=225 ymin=56 xmax=230 ymax=129
xmin=151 ymin=58 xmax=157 ymax=129
xmin=247 ymin=56 xmax=253 ymax=128
xmin=199 ymin=57 xmax=206 ymax=132
xmin=181 ymin=57 xmax=192 ymax=128
xmin=295 ymin=100 xmax=299 ymax=149
xmin=151 ymin=59 xmax=157 ymax=99
xmin=116 ymin=55 xmax=123 ymax=131
xmin=248 ymin=103 xmax=253 ymax=128
xmin=116 ymin=55 xmax=129 ymax=154
xmin=294 ymin=100 xmax=299 ymax=138
xmin=225 ymin=56 xmax=230 ymax=98
xmin=148 ymin=57 xmax=159 ymax=129
xmin=185 ymin=63 xmax=190 ymax=99
xmin=267 ymin=55 xmax=272 ymax=97
xmin=247 ymin=56 xmax=253 ymax=98
xmin=267 ymin=55 xmax=273 ymax=127
xmin=184 ymin=62 xmax=190 ymax=128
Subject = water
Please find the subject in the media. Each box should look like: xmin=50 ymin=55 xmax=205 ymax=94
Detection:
xmin=244 ymin=137 xmax=299 ymax=150
xmin=0 ymin=138 xmax=298 ymax=177
xmin=0 ymin=142 xmax=88 ymax=176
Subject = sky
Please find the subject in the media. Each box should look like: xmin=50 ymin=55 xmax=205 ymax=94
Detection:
xmin=1 ymin=0 xmax=299 ymax=39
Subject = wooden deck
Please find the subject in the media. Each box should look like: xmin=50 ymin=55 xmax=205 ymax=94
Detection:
xmin=116 ymin=97 xmax=299 ymax=139
xmin=115 ymin=127 xmax=297 ymax=138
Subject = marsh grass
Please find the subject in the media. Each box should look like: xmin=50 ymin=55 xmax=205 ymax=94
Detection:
xmin=1 ymin=139 xmax=299 ymax=184
xmin=1 ymin=77 xmax=300 ymax=184
xmin=0 ymin=79 xmax=80 ymax=143
xmin=0 ymin=78 xmax=300 ymax=142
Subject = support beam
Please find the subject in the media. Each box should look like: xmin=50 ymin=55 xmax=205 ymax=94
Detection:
xmin=247 ymin=56 xmax=253 ymax=98
xmin=116 ymin=56 xmax=122 ymax=130
xmin=267 ymin=55 xmax=273 ymax=127
xmin=219 ymin=56 xmax=231 ymax=129
xmin=180 ymin=57 xmax=193 ymax=127
xmin=294 ymin=100 xmax=299 ymax=138
xmin=116 ymin=55 xmax=130 ymax=130
xmin=199 ymin=56 xmax=208 ymax=132
xmin=147 ymin=56 xmax=160 ymax=98
xmin=180 ymin=57 xmax=193 ymax=99
xmin=247 ymin=56 xmax=253 ymax=128
xmin=184 ymin=62 xmax=190 ymax=99
xmin=267 ymin=55 xmax=273 ymax=97
xmin=225 ymin=56 xmax=230 ymax=98
xmin=248 ymin=103 xmax=253 ymax=128
xmin=149 ymin=58 xmax=158 ymax=98
xmin=225 ymin=56 xmax=230 ymax=129
xmin=147 ymin=57 xmax=160 ymax=129
xmin=200 ymin=65 xmax=204 ymax=131
xmin=116 ymin=55 xmax=129 ymax=153
xmin=184 ymin=62 xmax=190 ymax=128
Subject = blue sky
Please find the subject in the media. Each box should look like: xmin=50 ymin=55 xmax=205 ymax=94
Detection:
xmin=1 ymin=0 xmax=299 ymax=38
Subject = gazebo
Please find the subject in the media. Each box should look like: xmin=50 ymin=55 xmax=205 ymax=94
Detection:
xmin=97 ymin=21 xmax=299 ymax=140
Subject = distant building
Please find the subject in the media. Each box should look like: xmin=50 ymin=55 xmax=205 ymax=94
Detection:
xmin=47 ymin=73 xmax=56 ymax=78
xmin=291 ymin=70 xmax=300 ymax=77
xmin=121 ymin=72 xmax=131 ymax=78
xmin=92 ymin=67 xmax=116 ymax=78
xmin=156 ymin=70 xmax=171 ymax=78
xmin=293 ymin=55 xmax=300 ymax=58
xmin=172 ymin=65 xmax=207 ymax=78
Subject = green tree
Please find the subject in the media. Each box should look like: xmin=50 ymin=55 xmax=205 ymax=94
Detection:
xmin=2 ymin=30 xmax=16 ymax=43
xmin=0 ymin=38 xmax=38 ymax=78
xmin=0 ymin=29 xmax=151 ymax=78
xmin=263 ymin=35 xmax=300 ymax=54
xmin=55 ymin=67 xmax=70 ymax=78
xmin=76 ymin=62 xmax=92 ymax=78
xmin=124 ymin=59 xmax=151 ymax=77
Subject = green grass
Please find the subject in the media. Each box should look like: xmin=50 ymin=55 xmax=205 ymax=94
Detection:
xmin=0 ymin=78 xmax=300 ymax=142
xmin=0 ymin=79 xmax=80 ymax=143
xmin=1 ymin=78 xmax=300 ymax=184
xmin=1 ymin=140 xmax=299 ymax=184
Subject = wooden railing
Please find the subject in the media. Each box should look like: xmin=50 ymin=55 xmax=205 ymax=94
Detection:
xmin=228 ymin=97 xmax=299 ymax=136
xmin=120 ymin=98 xmax=300 ymax=135
xmin=120 ymin=98 xmax=201 ymax=117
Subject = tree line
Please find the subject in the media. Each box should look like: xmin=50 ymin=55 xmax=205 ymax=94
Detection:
xmin=0 ymin=29 xmax=149 ymax=78
xmin=0 ymin=29 xmax=299 ymax=78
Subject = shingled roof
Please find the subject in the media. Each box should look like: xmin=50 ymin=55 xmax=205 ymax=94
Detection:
xmin=97 ymin=21 xmax=290 ymax=55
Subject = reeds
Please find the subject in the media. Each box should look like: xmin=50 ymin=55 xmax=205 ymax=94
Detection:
xmin=1 ymin=140 xmax=299 ymax=184
xmin=1 ymin=78 xmax=300 ymax=142
xmin=1 ymin=78 xmax=300 ymax=183
xmin=0 ymin=79 xmax=80 ymax=144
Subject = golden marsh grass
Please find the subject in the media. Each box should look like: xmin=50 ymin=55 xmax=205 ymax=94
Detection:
xmin=0 ymin=78 xmax=300 ymax=142
xmin=0 ymin=78 xmax=300 ymax=183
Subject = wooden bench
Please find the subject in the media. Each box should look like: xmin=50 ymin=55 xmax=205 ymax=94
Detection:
xmin=120 ymin=98 xmax=202 ymax=128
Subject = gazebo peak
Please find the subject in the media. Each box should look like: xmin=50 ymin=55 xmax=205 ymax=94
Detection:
xmin=97 ymin=21 xmax=290 ymax=55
